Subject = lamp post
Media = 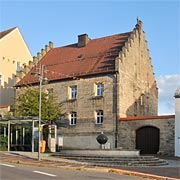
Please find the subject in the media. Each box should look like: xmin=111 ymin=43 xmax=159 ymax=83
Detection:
xmin=31 ymin=64 xmax=47 ymax=161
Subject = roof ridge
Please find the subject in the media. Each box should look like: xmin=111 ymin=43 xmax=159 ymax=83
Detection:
xmin=91 ymin=31 xmax=132 ymax=41
xmin=15 ymin=30 xmax=134 ymax=86
xmin=53 ymin=31 xmax=132 ymax=49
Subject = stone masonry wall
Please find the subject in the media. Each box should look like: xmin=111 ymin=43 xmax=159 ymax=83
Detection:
xmin=44 ymin=74 xmax=117 ymax=149
xmin=116 ymin=21 xmax=158 ymax=117
xmin=118 ymin=117 xmax=175 ymax=155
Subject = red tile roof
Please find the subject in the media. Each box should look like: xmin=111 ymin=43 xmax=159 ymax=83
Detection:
xmin=16 ymin=32 xmax=131 ymax=86
xmin=0 ymin=105 xmax=9 ymax=109
xmin=120 ymin=115 xmax=175 ymax=121
xmin=0 ymin=27 xmax=16 ymax=39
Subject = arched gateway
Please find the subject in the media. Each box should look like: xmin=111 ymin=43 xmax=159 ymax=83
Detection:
xmin=136 ymin=126 xmax=160 ymax=154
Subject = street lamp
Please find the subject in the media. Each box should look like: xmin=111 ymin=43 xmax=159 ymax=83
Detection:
xmin=31 ymin=64 xmax=47 ymax=160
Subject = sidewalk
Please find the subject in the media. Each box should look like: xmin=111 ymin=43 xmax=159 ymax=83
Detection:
xmin=0 ymin=151 xmax=179 ymax=180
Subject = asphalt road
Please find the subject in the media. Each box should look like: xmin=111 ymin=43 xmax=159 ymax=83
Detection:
xmin=0 ymin=162 xmax=146 ymax=180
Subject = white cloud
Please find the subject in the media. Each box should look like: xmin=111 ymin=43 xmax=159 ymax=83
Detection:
xmin=157 ymin=74 xmax=180 ymax=115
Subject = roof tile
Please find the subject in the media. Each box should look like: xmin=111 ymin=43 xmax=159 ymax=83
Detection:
xmin=16 ymin=32 xmax=131 ymax=86
xmin=0 ymin=27 xmax=16 ymax=39
xmin=120 ymin=115 xmax=175 ymax=121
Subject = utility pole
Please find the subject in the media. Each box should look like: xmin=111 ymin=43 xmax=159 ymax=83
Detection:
xmin=31 ymin=64 xmax=47 ymax=160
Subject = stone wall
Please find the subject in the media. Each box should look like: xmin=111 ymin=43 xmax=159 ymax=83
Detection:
xmin=45 ymin=74 xmax=117 ymax=149
xmin=116 ymin=21 xmax=158 ymax=117
xmin=61 ymin=133 xmax=115 ymax=149
xmin=118 ymin=116 xmax=175 ymax=155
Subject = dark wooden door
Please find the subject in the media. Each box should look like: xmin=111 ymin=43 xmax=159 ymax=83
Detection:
xmin=136 ymin=126 xmax=159 ymax=154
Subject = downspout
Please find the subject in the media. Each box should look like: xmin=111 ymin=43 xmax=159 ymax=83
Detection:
xmin=115 ymin=57 xmax=120 ymax=148
xmin=8 ymin=120 xmax=10 ymax=151
xmin=115 ymin=71 xmax=119 ymax=148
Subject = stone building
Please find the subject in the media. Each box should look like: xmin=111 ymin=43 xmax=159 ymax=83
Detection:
xmin=16 ymin=20 xmax=169 ymax=153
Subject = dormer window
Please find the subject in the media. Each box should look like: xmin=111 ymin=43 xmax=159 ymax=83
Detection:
xmin=77 ymin=54 xmax=83 ymax=59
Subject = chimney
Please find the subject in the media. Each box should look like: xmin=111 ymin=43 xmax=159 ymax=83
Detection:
xmin=78 ymin=34 xmax=89 ymax=48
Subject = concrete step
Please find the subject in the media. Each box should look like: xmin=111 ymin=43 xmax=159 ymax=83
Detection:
xmin=52 ymin=153 xmax=168 ymax=167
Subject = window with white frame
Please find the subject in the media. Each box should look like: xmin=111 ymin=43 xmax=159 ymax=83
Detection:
xmin=0 ymin=73 xmax=4 ymax=87
xmin=96 ymin=110 xmax=103 ymax=124
xmin=70 ymin=86 xmax=77 ymax=99
xmin=96 ymin=83 xmax=104 ymax=96
xmin=70 ymin=112 xmax=77 ymax=125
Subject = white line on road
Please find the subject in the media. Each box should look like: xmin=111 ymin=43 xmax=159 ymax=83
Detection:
xmin=33 ymin=171 xmax=57 ymax=177
xmin=0 ymin=163 xmax=15 ymax=167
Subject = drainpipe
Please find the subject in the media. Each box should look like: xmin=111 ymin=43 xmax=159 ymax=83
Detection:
xmin=8 ymin=120 xmax=10 ymax=151
xmin=115 ymin=71 xmax=119 ymax=148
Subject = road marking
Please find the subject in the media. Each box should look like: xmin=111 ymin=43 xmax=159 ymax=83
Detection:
xmin=33 ymin=171 xmax=57 ymax=177
xmin=0 ymin=163 xmax=15 ymax=167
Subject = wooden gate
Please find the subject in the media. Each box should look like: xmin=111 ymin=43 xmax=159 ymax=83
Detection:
xmin=136 ymin=126 xmax=160 ymax=154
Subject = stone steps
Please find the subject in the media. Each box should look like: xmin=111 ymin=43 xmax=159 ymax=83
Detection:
xmin=52 ymin=153 xmax=168 ymax=167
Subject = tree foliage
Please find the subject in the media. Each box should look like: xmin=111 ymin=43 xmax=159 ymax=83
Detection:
xmin=15 ymin=87 xmax=65 ymax=123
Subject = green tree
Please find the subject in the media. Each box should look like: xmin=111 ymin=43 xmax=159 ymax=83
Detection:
xmin=15 ymin=87 xmax=65 ymax=123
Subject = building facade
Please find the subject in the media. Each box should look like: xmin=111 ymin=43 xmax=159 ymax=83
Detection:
xmin=16 ymin=20 xmax=165 ymax=152
xmin=0 ymin=27 xmax=32 ymax=117
xmin=119 ymin=115 xmax=175 ymax=155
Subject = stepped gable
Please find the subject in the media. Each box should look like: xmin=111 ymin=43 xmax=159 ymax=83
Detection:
xmin=16 ymin=31 xmax=131 ymax=86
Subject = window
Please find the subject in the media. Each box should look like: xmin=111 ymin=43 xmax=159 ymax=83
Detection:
xmin=0 ymin=73 xmax=4 ymax=87
xmin=17 ymin=62 xmax=22 ymax=72
xmin=140 ymin=94 xmax=144 ymax=106
xmin=96 ymin=110 xmax=103 ymax=124
xmin=70 ymin=86 xmax=77 ymax=99
xmin=70 ymin=112 xmax=77 ymax=125
xmin=96 ymin=83 xmax=104 ymax=96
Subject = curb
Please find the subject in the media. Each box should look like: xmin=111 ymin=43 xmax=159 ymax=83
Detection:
xmin=107 ymin=168 xmax=179 ymax=180
xmin=1 ymin=152 xmax=179 ymax=180
xmin=2 ymin=158 xmax=179 ymax=180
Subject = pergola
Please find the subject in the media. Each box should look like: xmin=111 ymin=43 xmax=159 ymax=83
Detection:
xmin=0 ymin=118 xmax=39 ymax=152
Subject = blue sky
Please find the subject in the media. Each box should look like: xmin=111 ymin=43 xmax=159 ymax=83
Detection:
xmin=0 ymin=0 xmax=180 ymax=114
